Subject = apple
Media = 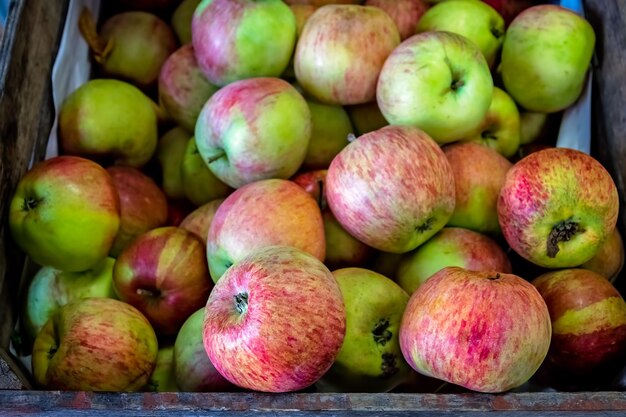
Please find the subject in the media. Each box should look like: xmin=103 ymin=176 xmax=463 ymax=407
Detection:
xmin=326 ymin=125 xmax=455 ymax=253
xmin=416 ymin=0 xmax=504 ymax=67
xmin=443 ymin=142 xmax=512 ymax=233
xmin=166 ymin=198 xmax=196 ymax=227
xmin=400 ymin=266 xmax=551 ymax=393
xmin=532 ymin=269 xmax=626 ymax=376
xmin=377 ymin=31 xmax=493 ymax=144
xmin=113 ymin=227 xmax=213 ymax=335
xmin=107 ymin=166 xmax=168 ymax=257
xmin=295 ymin=5 xmax=400 ymax=105
xmin=520 ymin=111 xmax=549 ymax=145
xmin=203 ymin=245 xmax=346 ymax=392
xmin=22 ymin=257 xmax=117 ymax=347
xmin=482 ymin=0 xmax=539 ymax=25
xmin=179 ymin=198 xmax=225 ymax=242
xmin=111 ymin=0 xmax=180 ymax=13
xmin=459 ymin=87 xmax=520 ymax=158
xmin=365 ymin=0 xmax=429 ymax=40
xmin=498 ymin=148 xmax=619 ymax=268
xmin=302 ymin=100 xmax=353 ymax=170
xmin=32 ymin=298 xmax=158 ymax=391
xmin=171 ymin=0 xmax=201 ymax=44
xmin=207 ymin=178 xmax=325 ymax=282
xmin=174 ymin=308 xmax=233 ymax=392
xmin=9 ymin=156 xmax=120 ymax=272
xmin=195 ymin=77 xmax=312 ymax=189
xmin=281 ymin=4 xmax=318 ymax=80
xmin=284 ymin=0 xmax=361 ymax=5
xmin=581 ymin=228 xmax=624 ymax=284
xmin=345 ymin=101 xmax=388 ymax=136
xmin=156 ymin=127 xmax=190 ymax=200
xmin=181 ymin=138 xmax=232 ymax=206
xmin=396 ymin=227 xmax=512 ymax=295
xmin=159 ymin=44 xmax=219 ymax=133
xmin=192 ymin=0 xmax=296 ymax=86
xmin=318 ymin=267 xmax=412 ymax=392
xmin=370 ymin=251 xmax=404 ymax=279
xmin=147 ymin=345 xmax=179 ymax=392
xmin=500 ymin=5 xmax=595 ymax=112
xmin=59 ymin=79 xmax=158 ymax=168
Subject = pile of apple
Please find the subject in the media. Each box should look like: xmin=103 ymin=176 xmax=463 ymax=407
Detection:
xmin=9 ymin=0 xmax=626 ymax=395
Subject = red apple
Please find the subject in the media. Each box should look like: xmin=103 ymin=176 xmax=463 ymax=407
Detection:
xmin=581 ymin=228 xmax=624 ymax=283
xmin=179 ymin=198 xmax=225 ymax=242
xmin=400 ymin=267 xmax=551 ymax=393
xmin=326 ymin=125 xmax=455 ymax=253
xmin=482 ymin=0 xmax=541 ymax=25
xmin=284 ymin=0 xmax=361 ymax=5
xmin=365 ymin=0 xmax=429 ymax=40
xmin=203 ymin=245 xmax=346 ymax=392
xmin=498 ymin=148 xmax=619 ymax=268
xmin=166 ymin=198 xmax=195 ymax=227
xmin=113 ymin=226 xmax=213 ymax=335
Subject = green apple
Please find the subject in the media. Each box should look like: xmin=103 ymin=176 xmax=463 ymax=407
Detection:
xmin=345 ymin=101 xmax=388 ymax=137
xmin=377 ymin=31 xmax=493 ymax=144
xmin=181 ymin=138 xmax=232 ymax=207
xmin=303 ymin=101 xmax=353 ymax=170
xmin=171 ymin=0 xmax=201 ymax=44
xmin=22 ymin=257 xmax=117 ymax=348
xmin=156 ymin=127 xmax=190 ymax=200
xmin=318 ymin=267 xmax=412 ymax=392
xmin=416 ymin=0 xmax=504 ymax=67
xmin=500 ymin=5 xmax=595 ymax=112
xmin=147 ymin=345 xmax=179 ymax=392
xmin=520 ymin=111 xmax=549 ymax=145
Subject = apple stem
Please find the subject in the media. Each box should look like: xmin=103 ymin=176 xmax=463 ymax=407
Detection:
xmin=207 ymin=151 xmax=226 ymax=164
xmin=22 ymin=197 xmax=40 ymax=211
xmin=547 ymin=218 xmax=585 ymax=258
xmin=487 ymin=273 xmax=501 ymax=281
xmin=234 ymin=292 xmax=248 ymax=315
xmin=47 ymin=346 xmax=58 ymax=360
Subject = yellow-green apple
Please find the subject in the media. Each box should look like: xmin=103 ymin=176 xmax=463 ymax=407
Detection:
xmin=581 ymin=228 xmax=624 ymax=283
xmin=416 ymin=0 xmax=504 ymax=67
xmin=147 ymin=345 xmax=179 ymax=392
xmin=318 ymin=268 xmax=411 ymax=392
xmin=346 ymin=101 xmax=388 ymax=136
xmin=396 ymin=227 xmax=512 ymax=294
xmin=32 ymin=298 xmax=158 ymax=391
xmin=59 ymin=79 xmax=158 ymax=168
xmin=292 ymin=170 xmax=374 ymax=269
xmin=179 ymin=198 xmax=225 ymax=242
xmin=113 ymin=227 xmax=213 ymax=335
xmin=203 ymin=245 xmax=345 ymax=392
xmin=532 ymin=269 xmax=626 ymax=376
xmin=498 ymin=148 xmax=619 ymax=268
xmin=22 ymin=258 xmax=117 ymax=348
xmin=500 ymin=5 xmax=595 ymax=112
xmin=181 ymin=138 xmax=232 ymax=207
xmin=295 ymin=5 xmax=400 ymax=105
xmin=191 ymin=0 xmax=296 ymax=86
xmin=302 ymin=100 xmax=353 ymax=170
xmin=174 ymin=308 xmax=233 ymax=391
xmin=9 ymin=156 xmax=120 ymax=272
xmin=400 ymin=266 xmax=551 ymax=393
xmin=443 ymin=142 xmax=512 ymax=233
xmin=156 ymin=127 xmax=190 ymax=200
xmin=207 ymin=178 xmax=325 ymax=282
xmin=171 ymin=0 xmax=201 ymax=44
xmin=377 ymin=31 xmax=493 ymax=144
xmin=460 ymin=87 xmax=520 ymax=158
xmin=365 ymin=0 xmax=429 ymax=40
xmin=195 ymin=77 xmax=312 ymax=189
xmin=520 ymin=111 xmax=549 ymax=145
xmin=159 ymin=44 xmax=219 ymax=133
xmin=326 ymin=125 xmax=456 ymax=253
xmin=107 ymin=166 xmax=168 ymax=257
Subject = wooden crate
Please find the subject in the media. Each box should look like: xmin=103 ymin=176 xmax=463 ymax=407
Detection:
xmin=0 ymin=1 xmax=625 ymax=415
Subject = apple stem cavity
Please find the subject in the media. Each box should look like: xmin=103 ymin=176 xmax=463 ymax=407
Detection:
xmin=234 ymin=292 xmax=248 ymax=315
xmin=450 ymin=79 xmax=464 ymax=92
xmin=136 ymin=288 xmax=161 ymax=298
xmin=207 ymin=151 xmax=226 ymax=165
xmin=47 ymin=346 xmax=58 ymax=360
xmin=547 ymin=218 xmax=585 ymax=258
xmin=487 ymin=273 xmax=501 ymax=281
xmin=490 ymin=27 xmax=503 ymax=39
xmin=372 ymin=318 xmax=393 ymax=346
xmin=481 ymin=130 xmax=498 ymax=141
xmin=22 ymin=197 xmax=41 ymax=211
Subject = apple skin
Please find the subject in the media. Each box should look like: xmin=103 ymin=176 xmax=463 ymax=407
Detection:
xmin=171 ymin=0 xmax=201 ymax=44
xmin=318 ymin=267 xmax=412 ymax=393
xmin=32 ymin=298 xmax=158 ymax=391
xmin=500 ymin=5 xmax=595 ymax=113
xmin=166 ymin=198 xmax=196 ymax=227
xmin=192 ymin=0 xmax=296 ymax=86
xmin=181 ymin=138 xmax=232 ymax=207
xmin=23 ymin=258 xmax=117 ymax=347
xmin=195 ymin=77 xmax=312 ymax=189
xmin=203 ymin=245 xmax=346 ymax=393
xmin=174 ymin=308 xmax=234 ymax=392
xmin=9 ymin=156 xmax=120 ymax=272
xmin=498 ymin=148 xmax=619 ymax=269
xmin=59 ymin=79 xmax=158 ymax=168
xmin=107 ymin=166 xmax=168 ymax=257
xmin=207 ymin=179 xmax=325 ymax=282
xmin=443 ymin=142 xmax=512 ymax=234
xmin=113 ymin=227 xmax=213 ymax=335
xmin=179 ymin=198 xmax=225 ymax=242
xmin=581 ymin=228 xmax=624 ymax=283
xmin=284 ymin=0 xmax=361 ymax=5
xmin=302 ymin=100 xmax=353 ymax=170
xmin=377 ymin=31 xmax=493 ymax=144
xmin=346 ymin=101 xmax=389 ymax=136
xmin=400 ymin=266 xmax=551 ymax=393
xmin=147 ymin=345 xmax=179 ymax=392
xmin=295 ymin=5 xmax=400 ymax=105
xmin=156 ymin=127 xmax=190 ymax=200
xmin=482 ymin=0 xmax=539 ymax=25
xmin=396 ymin=227 xmax=512 ymax=295
xmin=532 ymin=269 xmax=626 ymax=376
xmin=159 ymin=44 xmax=219 ymax=133
xmin=365 ymin=0 xmax=429 ymax=40
xmin=520 ymin=111 xmax=549 ymax=145
xmin=326 ymin=125 xmax=456 ymax=254
xmin=282 ymin=5 xmax=318 ymax=80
